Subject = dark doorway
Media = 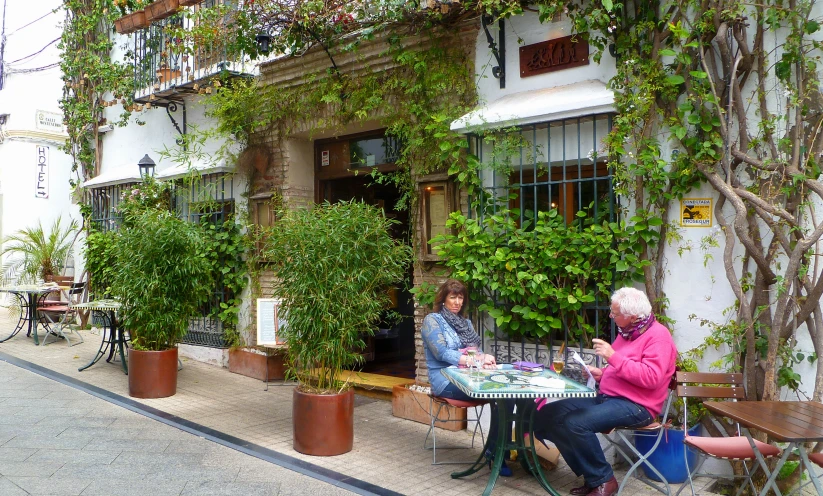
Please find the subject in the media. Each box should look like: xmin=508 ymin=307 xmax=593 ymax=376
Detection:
xmin=316 ymin=146 xmax=416 ymax=380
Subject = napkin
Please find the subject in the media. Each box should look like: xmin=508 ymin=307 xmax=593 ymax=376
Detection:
xmin=530 ymin=377 xmax=565 ymax=389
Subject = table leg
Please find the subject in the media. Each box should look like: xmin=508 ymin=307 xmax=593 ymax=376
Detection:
xmin=522 ymin=401 xmax=562 ymax=496
xmin=450 ymin=401 xmax=499 ymax=480
xmin=743 ymin=429 xmax=786 ymax=496
xmin=78 ymin=310 xmax=113 ymax=372
xmin=116 ymin=318 xmax=128 ymax=375
xmin=26 ymin=294 xmax=39 ymax=345
xmin=0 ymin=293 xmax=27 ymax=343
xmin=798 ymin=445 xmax=823 ymax=496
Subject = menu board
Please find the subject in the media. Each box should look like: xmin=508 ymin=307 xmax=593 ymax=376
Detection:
xmin=256 ymin=298 xmax=287 ymax=347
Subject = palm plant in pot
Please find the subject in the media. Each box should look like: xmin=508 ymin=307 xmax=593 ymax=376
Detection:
xmin=110 ymin=209 xmax=214 ymax=398
xmin=261 ymin=200 xmax=412 ymax=456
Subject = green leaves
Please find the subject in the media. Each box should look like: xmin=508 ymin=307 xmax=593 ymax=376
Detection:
xmin=260 ymin=201 xmax=413 ymax=393
xmin=434 ymin=207 xmax=641 ymax=342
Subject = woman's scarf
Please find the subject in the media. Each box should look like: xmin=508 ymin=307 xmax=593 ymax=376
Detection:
xmin=439 ymin=307 xmax=482 ymax=349
xmin=617 ymin=312 xmax=656 ymax=341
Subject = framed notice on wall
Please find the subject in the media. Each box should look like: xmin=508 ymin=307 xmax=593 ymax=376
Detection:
xmin=256 ymin=298 xmax=288 ymax=347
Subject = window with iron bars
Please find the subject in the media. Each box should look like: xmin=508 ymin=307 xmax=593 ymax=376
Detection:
xmin=466 ymin=113 xmax=617 ymax=372
xmin=87 ymin=172 xmax=237 ymax=348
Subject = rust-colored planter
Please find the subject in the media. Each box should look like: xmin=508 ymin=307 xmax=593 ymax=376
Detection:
xmin=128 ymin=348 xmax=178 ymax=398
xmin=114 ymin=10 xmax=148 ymax=35
xmin=146 ymin=0 xmax=180 ymax=22
xmin=293 ymin=388 xmax=354 ymax=456
xmin=391 ymin=384 xmax=466 ymax=431
xmin=228 ymin=348 xmax=285 ymax=381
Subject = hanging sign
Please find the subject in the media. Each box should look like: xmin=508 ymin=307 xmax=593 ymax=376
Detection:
xmin=321 ymin=150 xmax=330 ymax=166
xmin=680 ymin=198 xmax=712 ymax=227
xmin=256 ymin=298 xmax=288 ymax=347
xmin=35 ymin=145 xmax=49 ymax=199
xmin=519 ymin=35 xmax=589 ymax=78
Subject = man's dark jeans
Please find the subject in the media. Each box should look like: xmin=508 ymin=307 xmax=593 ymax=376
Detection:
xmin=532 ymin=395 xmax=653 ymax=487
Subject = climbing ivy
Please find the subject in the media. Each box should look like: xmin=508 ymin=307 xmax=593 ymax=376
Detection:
xmin=59 ymin=0 xmax=136 ymax=188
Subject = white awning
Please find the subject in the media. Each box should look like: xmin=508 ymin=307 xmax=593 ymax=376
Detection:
xmin=450 ymin=80 xmax=615 ymax=133
xmin=155 ymin=161 xmax=234 ymax=181
xmin=81 ymin=167 xmax=142 ymax=188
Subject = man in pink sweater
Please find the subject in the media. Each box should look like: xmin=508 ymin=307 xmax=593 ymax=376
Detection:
xmin=532 ymin=287 xmax=677 ymax=496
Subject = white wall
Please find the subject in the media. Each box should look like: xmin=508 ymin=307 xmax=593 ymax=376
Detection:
xmin=0 ymin=0 xmax=81 ymax=278
xmin=469 ymin=11 xmax=820 ymax=399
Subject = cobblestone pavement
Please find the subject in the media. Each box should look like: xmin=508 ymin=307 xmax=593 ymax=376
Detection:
xmin=0 ymin=316 xmax=725 ymax=496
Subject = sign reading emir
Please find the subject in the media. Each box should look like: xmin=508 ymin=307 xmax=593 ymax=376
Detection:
xmin=520 ymin=35 xmax=589 ymax=78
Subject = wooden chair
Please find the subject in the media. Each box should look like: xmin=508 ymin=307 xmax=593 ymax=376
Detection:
xmin=423 ymin=394 xmax=488 ymax=465
xmin=674 ymin=372 xmax=782 ymax=496
xmin=603 ymin=385 xmax=676 ymax=496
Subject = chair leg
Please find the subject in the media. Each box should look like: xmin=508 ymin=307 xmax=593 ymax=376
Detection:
xmin=423 ymin=398 xmax=484 ymax=465
xmin=612 ymin=430 xmax=671 ymax=496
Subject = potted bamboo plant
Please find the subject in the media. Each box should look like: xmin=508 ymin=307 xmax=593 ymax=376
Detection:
xmin=261 ymin=200 xmax=412 ymax=456
xmin=110 ymin=208 xmax=214 ymax=398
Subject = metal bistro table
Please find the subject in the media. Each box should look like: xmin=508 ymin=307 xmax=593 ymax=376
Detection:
xmin=73 ymin=299 xmax=128 ymax=375
xmin=704 ymin=400 xmax=823 ymax=496
xmin=443 ymin=364 xmax=596 ymax=496
xmin=0 ymin=284 xmax=68 ymax=346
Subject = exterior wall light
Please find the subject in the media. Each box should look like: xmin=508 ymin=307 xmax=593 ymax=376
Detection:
xmin=138 ymin=154 xmax=156 ymax=180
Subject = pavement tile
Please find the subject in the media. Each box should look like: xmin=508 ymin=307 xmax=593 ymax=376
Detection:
xmin=27 ymin=449 xmax=120 ymax=465
xmin=6 ymin=476 xmax=91 ymax=495
xmin=0 ymin=459 xmax=61 ymax=477
xmin=0 ymin=447 xmax=36 ymax=462
xmin=180 ymin=480 xmax=280 ymax=495
xmin=4 ymin=435 xmax=91 ymax=450
xmin=0 ymin=476 xmax=29 ymax=496
xmin=83 ymin=438 xmax=170 ymax=452
xmin=79 ymin=479 xmax=188 ymax=496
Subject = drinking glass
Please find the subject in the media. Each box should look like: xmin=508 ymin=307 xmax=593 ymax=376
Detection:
xmin=553 ymin=357 xmax=565 ymax=375
xmin=466 ymin=347 xmax=478 ymax=381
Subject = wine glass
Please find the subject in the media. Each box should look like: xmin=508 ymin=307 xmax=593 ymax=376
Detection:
xmin=553 ymin=356 xmax=565 ymax=375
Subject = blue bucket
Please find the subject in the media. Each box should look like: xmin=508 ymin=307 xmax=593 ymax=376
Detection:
xmin=633 ymin=424 xmax=699 ymax=483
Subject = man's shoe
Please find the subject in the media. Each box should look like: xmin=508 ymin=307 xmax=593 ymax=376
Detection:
xmin=586 ymin=477 xmax=618 ymax=496
xmin=569 ymin=484 xmax=591 ymax=496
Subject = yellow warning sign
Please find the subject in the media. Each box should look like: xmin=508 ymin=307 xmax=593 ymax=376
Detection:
xmin=680 ymin=198 xmax=712 ymax=227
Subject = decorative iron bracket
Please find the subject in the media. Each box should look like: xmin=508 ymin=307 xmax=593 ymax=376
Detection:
xmin=482 ymin=15 xmax=506 ymax=89
xmin=165 ymin=100 xmax=187 ymax=149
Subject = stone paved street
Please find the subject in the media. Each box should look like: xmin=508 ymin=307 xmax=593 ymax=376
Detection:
xmin=0 ymin=315 xmax=728 ymax=496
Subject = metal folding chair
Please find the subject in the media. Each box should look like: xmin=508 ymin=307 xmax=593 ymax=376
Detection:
xmin=38 ymin=282 xmax=85 ymax=347
xmin=423 ymin=394 xmax=488 ymax=465
xmin=674 ymin=372 xmax=782 ymax=496
xmin=603 ymin=387 xmax=676 ymax=495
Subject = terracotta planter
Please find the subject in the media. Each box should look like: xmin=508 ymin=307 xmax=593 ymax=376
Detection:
xmin=128 ymin=348 xmax=178 ymax=398
xmin=146 ymin=0 xmax=180 ymax=22
xmin=293 ymin=388 xmax=354 ymax=456
xmin=156 ymin=68 xmax=182 ymax=81
xmin=391 ymin=384 xmax=466 ymax=431
xmin=228 ymin=348 xmax=285 ymax=381
xmin=179 ymin=0 xmax=204 ymax=5
xmin=114 ymin=10 xmax=148 ymax=35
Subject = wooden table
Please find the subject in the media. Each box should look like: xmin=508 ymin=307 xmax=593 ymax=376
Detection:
xmin=73 ymin=299 xmax=128 ymax=375
xmin=443 ymin=364 xmax=596 ymax=496
xmin=704 ymin=401 xmax=823 ymax=496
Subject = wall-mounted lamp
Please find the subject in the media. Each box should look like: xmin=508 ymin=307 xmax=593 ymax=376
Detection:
xmin=138 ymin=154 xmax=156 ymax=181
xmin=255 ymin=33 xmax=273 ymax=55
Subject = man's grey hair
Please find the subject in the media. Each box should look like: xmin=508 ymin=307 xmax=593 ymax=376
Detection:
xmin=611 ymin=287 xmax=652 ymax=319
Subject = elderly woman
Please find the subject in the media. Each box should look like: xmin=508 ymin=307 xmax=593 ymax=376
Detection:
xmin=531 ymin=287 xmax=677 ymax=496
xmin=421 ymin=279 xmax=513 ymax=476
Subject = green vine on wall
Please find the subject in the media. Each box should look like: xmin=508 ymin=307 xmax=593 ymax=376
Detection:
xmin=60 ymin=0 xmax=136 ymax=188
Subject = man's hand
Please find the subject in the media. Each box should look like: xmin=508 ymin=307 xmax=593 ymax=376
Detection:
xmin=587 ymin=365 xmax=603 ymax=382
xmin=592 ymin=338 xmax=615 ymax=360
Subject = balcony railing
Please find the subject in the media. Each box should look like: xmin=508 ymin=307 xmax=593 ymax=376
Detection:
xmin=132 ymin=12 xmax=255 ymax=104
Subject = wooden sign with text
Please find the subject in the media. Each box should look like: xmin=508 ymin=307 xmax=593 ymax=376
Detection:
xmin=519 ymin=35 xmax=589 ymax=78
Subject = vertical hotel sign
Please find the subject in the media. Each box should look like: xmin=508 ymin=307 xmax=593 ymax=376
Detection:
xmin=35 ymin=146 xmax=49 ymax=199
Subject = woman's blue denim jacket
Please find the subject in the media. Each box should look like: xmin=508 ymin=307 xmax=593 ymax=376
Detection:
xmin=421 ymin=312 xmax=482 ymax=395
